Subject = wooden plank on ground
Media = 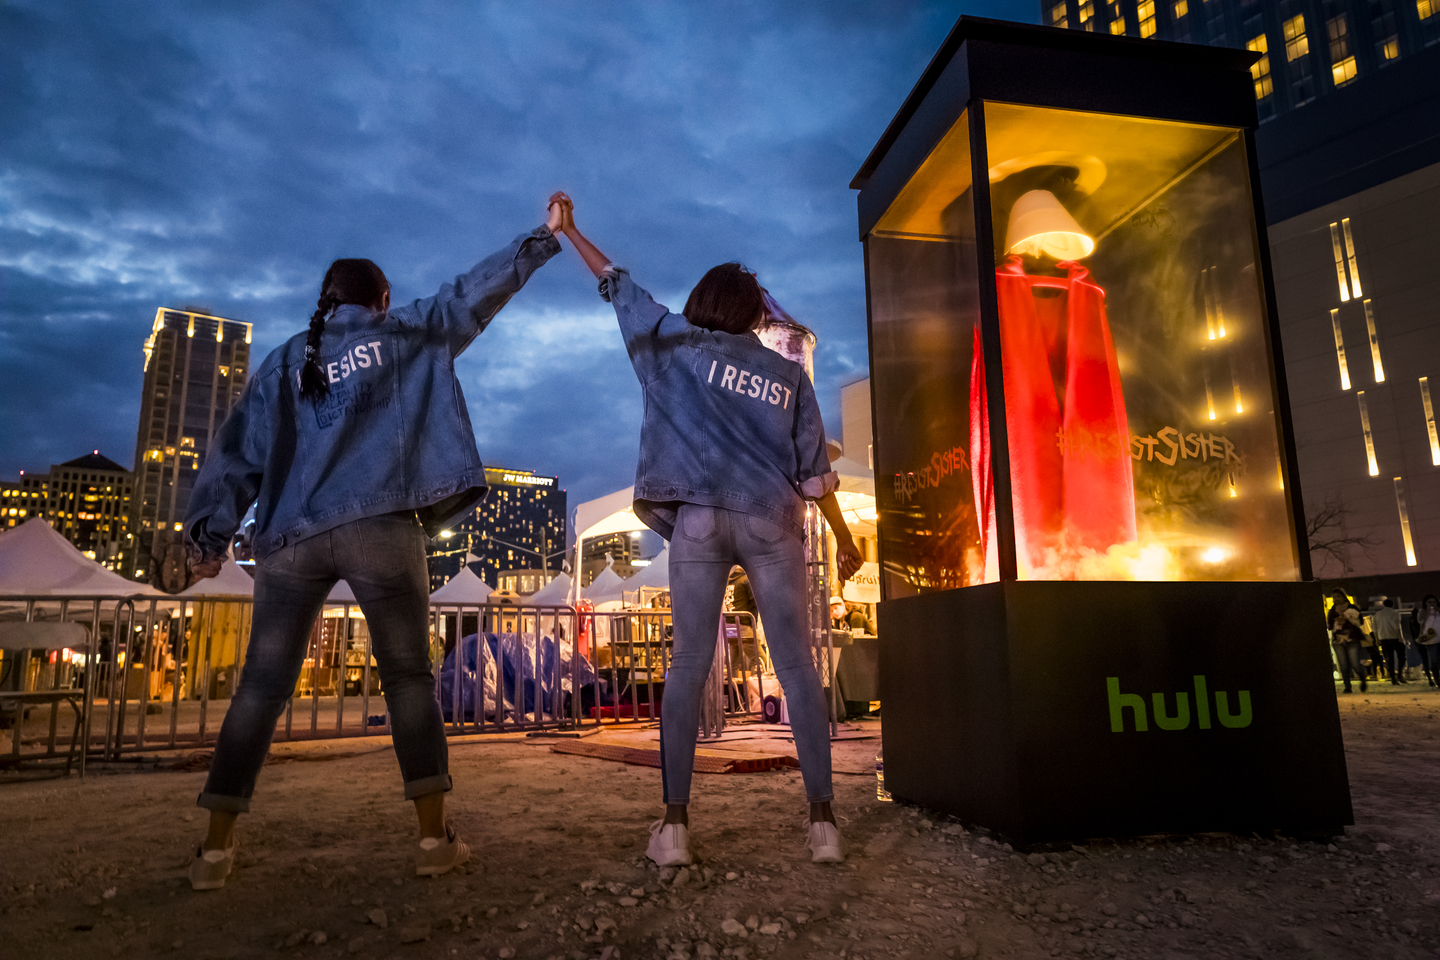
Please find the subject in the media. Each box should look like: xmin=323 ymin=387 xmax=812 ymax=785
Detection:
xmin=549 ymin=739 xmax=799 ymax=774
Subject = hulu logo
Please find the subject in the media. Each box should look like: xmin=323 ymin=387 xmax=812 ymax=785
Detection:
xmin=1107 ymin=676 xmax=1252 ymax=732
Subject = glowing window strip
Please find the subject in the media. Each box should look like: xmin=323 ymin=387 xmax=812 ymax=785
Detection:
xmin=1361 ymin=299 xmax=1384 ymax=382
xmin=1358 ymin=390 xmax=1379 ymax=476
xmin=1421 ymin=376 xmax=1440 ymax=465
xmin=1204 ymin=367 xmax=1217 ymax=421
xmin=1328 ymin=223 xmax=1350 ymax=302
xmin=1393 ymin=477 xmax=1417 ymax=566
xmin=1229 ymin=355 xmax=1244 ymax=414
xmin=1201 ymin=266 xmax=1227 ymax=339
xmin=1330 ymin=309 xmax=1352 ymax=390
xmin=1341 ymin=218 xmax=1362 ymax=298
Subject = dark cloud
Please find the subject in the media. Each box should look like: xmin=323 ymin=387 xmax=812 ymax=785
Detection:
xmin=0 ymin=0 xmax=1037 ymax=507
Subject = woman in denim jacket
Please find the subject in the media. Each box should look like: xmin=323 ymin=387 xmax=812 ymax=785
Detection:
xmin=554 ymin=195 xmax=863 ymax=865
xmin=181 ymin=196 xmax=566 ymax=890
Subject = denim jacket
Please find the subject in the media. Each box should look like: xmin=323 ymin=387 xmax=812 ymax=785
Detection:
xmin=186 ymin=227 xmax=561 ymax=561
xmin=599 ymin=266 xmax=837 ymax=541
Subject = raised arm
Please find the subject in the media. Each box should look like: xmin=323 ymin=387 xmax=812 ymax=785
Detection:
xmin=551 ymin=192 xmax=611 ymax=278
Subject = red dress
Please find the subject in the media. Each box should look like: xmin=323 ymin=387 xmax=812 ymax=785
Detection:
xmin=971 ymin=257 xmax=1136 ymax=579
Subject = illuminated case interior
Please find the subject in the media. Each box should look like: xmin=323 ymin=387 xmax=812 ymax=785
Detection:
xmin=853 ymin=17 xmax=1350 ymax=843
xmin=868 ymin=100 xmax=1302 ymax=595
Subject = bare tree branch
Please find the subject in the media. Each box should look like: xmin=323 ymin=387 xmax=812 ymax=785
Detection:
xmin=1306 ymin=494 xmax=1380 ymax=576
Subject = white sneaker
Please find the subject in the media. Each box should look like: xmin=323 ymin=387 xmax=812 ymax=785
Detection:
xmin=189 ymin=841 xmax=235 ymax=891
xmin=646 ymin=820 xmax=694 ymax=866
xmin=416 ymin=823 xmax=470 ymax=877
xmin=806 ymin=820 xmax=845 ymax=863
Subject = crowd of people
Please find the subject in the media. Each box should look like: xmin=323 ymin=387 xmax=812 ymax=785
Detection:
xmin=1327 ymin=590 xmax=1440 ymax=693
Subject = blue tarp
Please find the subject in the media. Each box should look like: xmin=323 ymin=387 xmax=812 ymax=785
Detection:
xmin=438 ymin=633 xmax=599 ymax=721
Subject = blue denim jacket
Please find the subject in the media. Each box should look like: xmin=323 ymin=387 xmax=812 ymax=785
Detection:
xmin=599 ymin=266 xmax=837 ymax=541
xmin=186 ymin=227 xmax=561 ymax=561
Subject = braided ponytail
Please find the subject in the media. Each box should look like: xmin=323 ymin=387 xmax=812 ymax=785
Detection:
xmin=298 ymin=258 xmax=390 ymax=404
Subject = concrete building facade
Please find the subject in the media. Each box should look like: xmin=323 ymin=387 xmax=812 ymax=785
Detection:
xmin=1 ymin=452 xmax=134 ymax=571
xmin=129 ymin=308 xmax=251 ymax=589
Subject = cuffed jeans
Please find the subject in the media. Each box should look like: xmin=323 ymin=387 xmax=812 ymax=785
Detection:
xmin=662 ymin=504 xmax=832 ymax=805
xmin=198 ymin=513 xmax=449 ymax=812
xmin=1333 ymin=642 xmax=1365 ymax=690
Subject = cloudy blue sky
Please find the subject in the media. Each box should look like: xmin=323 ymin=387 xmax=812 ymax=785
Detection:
xmin=1 ymin=0 xmax=1034 ymax=516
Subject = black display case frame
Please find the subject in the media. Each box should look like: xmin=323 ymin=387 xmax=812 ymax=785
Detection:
xmin=853 ymin=17 xmax=1352 ymax=843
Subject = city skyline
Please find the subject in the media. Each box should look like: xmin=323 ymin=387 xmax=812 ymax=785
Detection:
xmin=0 ymin=1 xmax=1035 ymax=514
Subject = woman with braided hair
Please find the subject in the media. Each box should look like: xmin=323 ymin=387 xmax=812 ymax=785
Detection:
xmin=181 ymin=196 xmax=567 ymax=890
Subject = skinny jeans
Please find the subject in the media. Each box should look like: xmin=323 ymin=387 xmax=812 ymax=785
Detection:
xmin=198 ymin=513 xmax=449 ymax=812
xmin=662 ymin=504 xmax=832 ymax=805
xmin=1333 ymin=641 xmax=1365 ymax=690
xmin=1379 ymin=638 xmax=1407 ymax=681
xmin=1417 ymin=642 xmax=1440 ymax=684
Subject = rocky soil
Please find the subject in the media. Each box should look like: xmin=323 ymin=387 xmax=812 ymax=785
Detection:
xmin=1 ymin=685 xmax=1437 ymax=960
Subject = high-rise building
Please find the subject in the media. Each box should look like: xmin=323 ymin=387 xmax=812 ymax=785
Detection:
xmin=1 ymin=452 xmax=134 ymax=571
xmin=129 ymin=308 xmax=252 ymax=589
xmin=427 ymin=467 xmax=566 ymax=593
xmin=1040 ymin=9 xmax=1440 ymax=575
xmin=1042 ymin=0 xmax=1437 ymax=121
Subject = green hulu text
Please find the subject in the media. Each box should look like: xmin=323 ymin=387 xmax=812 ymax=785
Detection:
xmin=1106 ymin=676 xmax=1251 ymax=732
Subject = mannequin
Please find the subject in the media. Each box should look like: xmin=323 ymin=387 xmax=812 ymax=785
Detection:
xmin=971 ymin=160 xmax=1136 ymax=579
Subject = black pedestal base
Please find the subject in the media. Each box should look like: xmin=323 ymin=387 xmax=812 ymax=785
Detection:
xmin=878 ymin=580 xmax=1353 ymax=844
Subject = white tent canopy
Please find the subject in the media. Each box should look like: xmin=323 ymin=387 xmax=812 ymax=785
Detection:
xmin=430 ymin=565 xmax=493 ymax=604
xmin=584 ymin=562 xmax=629 ymax=604
xmin=186 ymin=559 xmax=256 ymax=597
xmin=624 ymin=546 xmax=670 ymax=593
xmin=527 ymin=572 xmax=572 ymax=606
xmin=0 ymin=518 xmax=161 ymax=597
xmin=573 ymin=485 xmax=644 ymax=542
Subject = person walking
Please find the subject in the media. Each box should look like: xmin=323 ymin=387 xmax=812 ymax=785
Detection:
xmin=181 ymin=198 xmax=566 ymax=890
xmin=1372 ymin=597 xmax=1407 ymax=685
xmin=554 ymin=195 xmax=863 ymax=865
xmin=1411 ymin=594 xmax=1440 ymax=688
xmin=1327 ymin=590 xmax=1367 ymax=694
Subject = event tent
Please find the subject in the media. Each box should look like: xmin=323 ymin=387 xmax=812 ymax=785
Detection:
xmin=584 ymin=562 xmax=628 ymax=606
xmin=0 ymin=518 xmax=161 ymax=597
xmin=430 ymin=565 xmax=493 ymax=604
xmin=622 ymin=546 xmax=670 ymax=595
xmin=185 ymin=557 xmax=256 ymax=597
xmin=527 ymin=573 xmax=571 ymax=606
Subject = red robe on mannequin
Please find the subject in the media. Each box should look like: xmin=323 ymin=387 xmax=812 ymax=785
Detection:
xmin=971 ymin=256 xmax=1136 ymax=579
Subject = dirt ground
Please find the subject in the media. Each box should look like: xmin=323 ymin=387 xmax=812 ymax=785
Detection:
xmin=2 ymin=683 xmax=1438 ymax=960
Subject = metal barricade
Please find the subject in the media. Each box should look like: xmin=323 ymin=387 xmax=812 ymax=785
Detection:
xmin=430 ymin=602 xmax=586 ymax=735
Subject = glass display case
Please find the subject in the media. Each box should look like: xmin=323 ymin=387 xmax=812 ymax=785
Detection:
xmin=870 ymin=102 xmax=1301 ymax=595
xmin=853 ymin=18 xmax=1349 ymax=844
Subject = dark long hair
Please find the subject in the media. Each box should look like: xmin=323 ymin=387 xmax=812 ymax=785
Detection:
xmin=299 ymin=258 xmax=389 ymax=402
xmin=683 ymin=262 xmax=764 ymax=335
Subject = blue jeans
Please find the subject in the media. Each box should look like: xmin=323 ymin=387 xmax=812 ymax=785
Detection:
xmin=1333 ymin=642 xmax=1365 ymax=690
xmin=198 ymin=513 xmax=450 ymax=812
xmin=662 ymin=504 xmax=832 ymax=804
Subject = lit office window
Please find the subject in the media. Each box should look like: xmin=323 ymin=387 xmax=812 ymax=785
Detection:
xmin=1393 ymin=477 xmax=1418 ymax=566
xmin=1138 ymin=0 xmax=1157 ymax=35
xmin=1341 ymin=218 xmax=1363 ymax=296
xmin=1283 ymin=14 xmax=1310 ymax=59
xmin=1110 ymin=15 xmax=1127 ymax=33
xmin=1358 ymin=390 xmax=1379 ymax=476
xmin=1052 ymin=1 xmax=1069 ymax=27
xmin=1379 ymin=34 xmax=1400 ymax=59
xmin=1079 ymin=1 xmax=1096 ymax=27
xmin=1173 ymin=0 xmax=1188 ymax=15
xmin=1247 ymin=35 xmax=1274 ymax=98
xmin=1331 ymin=309 xmax=1353 ymax=390
xmin=1328 ymin=222 xmax=1350 ymax=301
xmin=1327 ymin=15 xmax=1358 ymax=85
xmin=1421 ymin=377 xmax=1440 ymax=465
xmin=1362 ymin=299 xmax=1385 ymax=382
xmin=1419 ymin=0 xmax=1434 ymax=19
